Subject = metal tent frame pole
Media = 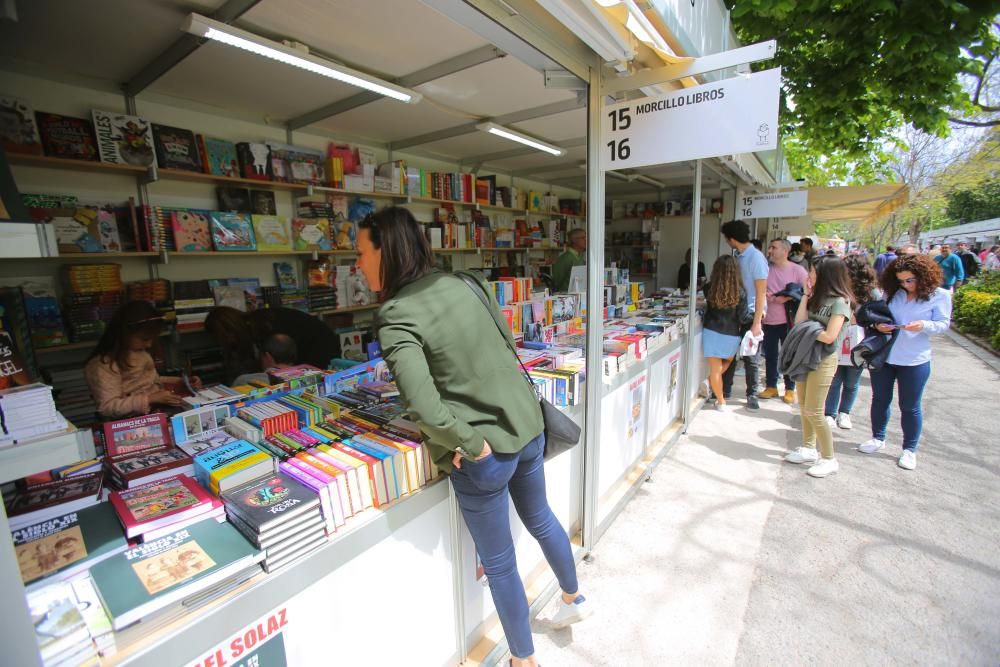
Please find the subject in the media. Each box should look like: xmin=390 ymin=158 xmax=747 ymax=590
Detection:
xmin=682 ymin=159 xmax=703 ymax=431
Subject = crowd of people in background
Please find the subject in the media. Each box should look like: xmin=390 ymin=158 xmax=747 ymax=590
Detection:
xmin=699 ymin=223 xmax=967 ymax=477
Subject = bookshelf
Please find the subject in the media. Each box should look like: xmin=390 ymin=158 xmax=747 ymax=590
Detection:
xmin=6 ymin=153 xmax=147 ymax=176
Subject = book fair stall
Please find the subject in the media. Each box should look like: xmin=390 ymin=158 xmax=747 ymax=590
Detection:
xmin=0 ymin=2 xmax=783 ymax=665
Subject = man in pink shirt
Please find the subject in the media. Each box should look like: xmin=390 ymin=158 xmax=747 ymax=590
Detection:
xmin=760 ymin=238 xmax=809 ymax=403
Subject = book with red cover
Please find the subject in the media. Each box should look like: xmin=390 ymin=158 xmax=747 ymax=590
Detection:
xmin=35 ymin=112 xmax=99 ymax=161
xmin=109 ymin=473 xmax=216 ymax=539
xmin=108 ymin=447 xmax=193 ymax=487
xmin=102 ymin=413 xmax=169 ymax=460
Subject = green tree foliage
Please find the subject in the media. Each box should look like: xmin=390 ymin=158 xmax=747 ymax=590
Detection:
xmin=945 ymin=179 xmax=1000 ymax=222
xmin=730 ymin=1 xmax=998 ymax=179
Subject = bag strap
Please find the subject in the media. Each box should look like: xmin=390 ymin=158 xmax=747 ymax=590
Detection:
xmin=453 ymin=272 xmax=538 ymax=394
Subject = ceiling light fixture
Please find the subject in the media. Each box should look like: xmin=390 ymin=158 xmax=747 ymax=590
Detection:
xmin=476 ymin=122 xmax=565 ymax=156
xmin=182 ymin=13 xmax=422 ymax=104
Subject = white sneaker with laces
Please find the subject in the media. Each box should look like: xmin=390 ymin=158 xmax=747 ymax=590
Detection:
xmin=898 ymin=450 xmax=917 ymax=470
xmin=550 ymin=594 xmax=592 ymax=630
xmin=825 ymin=415 xmax=836 ymax=430
xmin=807 ymin=458 xmax=840 ymax=478
xmin=836 ymin=413 xmax=853 ymax=430
xmin=784 ymin=447 xmax=820 ymax=464
xmin=858 ymin=438 xmax=885 ymax=454
xmin=715 ymin=402 xmax=735 ymax=413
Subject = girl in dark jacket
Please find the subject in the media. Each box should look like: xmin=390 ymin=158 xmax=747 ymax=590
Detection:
xmin=702 ymin=255 xmax=747 ymax=413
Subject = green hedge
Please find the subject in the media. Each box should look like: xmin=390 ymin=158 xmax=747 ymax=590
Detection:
xmin=954 ymin=278 xmax=1000 ymax=350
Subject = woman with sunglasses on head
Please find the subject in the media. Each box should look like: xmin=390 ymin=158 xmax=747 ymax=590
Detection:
xmin=355 ymin=207 xmax=589 ymax=667
xmin=859 ymin=254 xmax=951 ymax=470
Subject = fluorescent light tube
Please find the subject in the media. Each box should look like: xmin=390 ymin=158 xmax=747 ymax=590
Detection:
xmin=182 ymin=13 xmax=422 ymax=104
xmin=476 ymin=122 xmax=565 ymax=156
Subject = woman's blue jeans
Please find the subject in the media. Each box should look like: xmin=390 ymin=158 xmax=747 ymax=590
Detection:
xmin=450 ymin=432 xmax=578 ymax=659
xmin=869 ymin=362 xmax=932 ymax=451
xmin=825 ymin=365 xmax=864 ymax=417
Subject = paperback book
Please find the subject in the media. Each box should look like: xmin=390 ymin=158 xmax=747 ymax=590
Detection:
xmin=171 ymin=404 xmax=232 ymax=444
xmin=91 ymin=110 xmax=156 ymax=167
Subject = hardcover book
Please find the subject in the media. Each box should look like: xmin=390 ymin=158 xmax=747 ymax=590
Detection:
xmin=103 ymin=413 xmax=169 ymax=459
xmin=170 ymin=209 xmax=212 ymax=252
xmin=35 ymin=112 xmax=99 ymax=161
xmin=251 ymin=215 xmax=291 ymax=251
xmin=0 ymin=95 xmax=43 ymax=155
xmin=216 ymin=187 xmax=251 ymax=213
xmin=34 ymin=206 xmax=104 ymax=254
xmin=291 ymin=217 xmax=331 ymax=251
xmin=199 ymin=136 xmax=239 ymax=177
xmin=109 ymin=474 xmax=216 ymax=538
xmin=4 ymin=473 xmax=104 ymax=526
xmin=91 ymin=109 xmax=156 ymax=167
xmin=151 ymin=123 xmax=201 ymax=172
xmin=12 ymin=502 xmax=128 ymax=585
xmin=236 ymin=142 xmax=273 ymax=181
xmin=209 ymin=211 xmax=256 ymax=251
xmin=90 ymin=520 xmax=262 ymax=630
xmin=108 ymin=447 xmax=192 ymax=484
xmin=250 ymin=190 xmax=277 ymax=215
xmin=273 ymin=261 xmax=299 ymax=292
xmin=221 ymin=472 xmax=320 ymax=533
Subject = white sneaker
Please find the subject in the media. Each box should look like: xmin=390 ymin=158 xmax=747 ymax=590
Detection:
xmin=807 ymin=458 xmax=840 ymax=478
xmin=825 ymin=415 xmax=836 ymax=430
xmin=858 ymin=438 xmax=885 ymax=454
xmin=715 ymin=402 xmax=735 ymax=413
xmin=550 ymin=594 xmax=592 ymax=629
xmin=784 ymin=447 xmax=820 ymax=464
xmin=898 ymin=450 xmax=917 ymax=470
xmin=836 ymin=413 xmax=853 ymax=430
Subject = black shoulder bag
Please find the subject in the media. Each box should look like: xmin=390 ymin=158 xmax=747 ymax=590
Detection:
xmin=454 ymin=272 xmax=582 ymax=461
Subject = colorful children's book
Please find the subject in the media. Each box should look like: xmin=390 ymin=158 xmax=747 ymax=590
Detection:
xmin=96 ymin=206 xmax=122 ymax=251
xmin=103 ymin=413 xmax=170 ymax=459
xmin=0 ymin=95 xmax=43 ymax=155
xmin=109 ymin=474 xmax=216 ymax=539
xmin=35 ymin=112 xmax=99 ymax=161
xmin=171 ymin=404 xmax=232 ymax=444
xmin=0 ymin=277 xmax=68 ymax=348
xmin=41 ymin=206 xmax=104 ymax=253
xmin=91 ymin=109 xmax=156 ymax=167
xmin=273 ymin=262 xmax=299 ymax=292
xmin=198 ymin=135 xmax=239 ymax=177
xmin=291 ymin=217 xmax=331 ymax=251
xmin=12 ymin=502 xmax=128 ymax=585
xmin=332 ymin=220 xmax=357 ymax=250
xmin=209 ymin=211 xmax=256 ymax=251
xmin=251 ymin=215 xmax=291 ymax=251
xmin=151 ymin=123 xmax=201 ymax=172
xmin=170 ymin=210 xmax=212 ymax=252
xmin=236 ymin=142 xmax=273 ymax=181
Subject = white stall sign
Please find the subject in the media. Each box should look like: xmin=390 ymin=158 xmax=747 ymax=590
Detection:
xmin=738 ymin=190 xmax=808 ymax=219
xmin=601 ymin=68 xmax=781 ymax=171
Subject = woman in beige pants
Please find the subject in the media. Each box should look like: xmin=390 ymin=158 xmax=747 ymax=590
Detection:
xmin=783 ymin=256 xmax=853 ymax=478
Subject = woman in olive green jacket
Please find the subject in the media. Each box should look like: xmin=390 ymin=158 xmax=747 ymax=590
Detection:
xmin=356 ymin=207 xmax=590 ymax=666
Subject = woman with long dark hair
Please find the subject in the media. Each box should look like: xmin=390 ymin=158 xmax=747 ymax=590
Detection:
xmin=355 ymin=207 xmax=589 ymax=666
xmin=700 ymin=255 xmax=746 ymax=412
xmin=859 ymin=254 xmax=950 ymax=470
xmin=784 ymin=256 xmax=853 ymax=478
xmin=824 ymin=256 xmax=882 ymax=430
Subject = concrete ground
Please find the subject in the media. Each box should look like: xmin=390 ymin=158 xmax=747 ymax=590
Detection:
xmin=528 ymin=331 xmax=1000 ymax=666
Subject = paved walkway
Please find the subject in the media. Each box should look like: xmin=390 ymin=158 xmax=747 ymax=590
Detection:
xmin=529 ymin=333 xmax=1000 ymax=665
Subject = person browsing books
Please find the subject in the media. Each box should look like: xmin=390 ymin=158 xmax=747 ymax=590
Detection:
xmin=205 ymin=306 xmax=340 ymax=384
xmin=231 ymin=334 xmax=297 ymax=387
xmin=84 ymin=301 xmax=200 ymax=418
xmin=552 ymin=228 xmax=587 ymax=292
xmin=700 ymin=255 xmax=747 ymax=412
xmin=356 ymin=207 xmax=591 ymax=667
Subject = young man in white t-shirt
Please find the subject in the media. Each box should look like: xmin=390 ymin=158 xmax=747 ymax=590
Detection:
xmin=759 ymin=239 xmax=808 ymax=404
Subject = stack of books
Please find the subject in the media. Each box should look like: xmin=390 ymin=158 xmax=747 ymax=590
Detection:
xmin=90 ymin=520 xmax=264 ymax=631
xmin=101 ymin=414 xmax=194 ymax=490
xmin=193 ymin=439 xmax=276 ymax=496
xmin=221 ymin=472 xmax=327 ymax=573
xmin=12 ymin=501 xmax=128 ymax=587
xmin=25 ymin=581 xmax=99 ymax=666
xmin=0 ymin=383 xmax=68 ymax=446
xmin=61 ymin=264 xmax=123 ymax=343
xmin=4 ymin=473 xmax=104 ymax=532
xmin=46 ymin=365 xmax=99 ymax=426
xmin=109 ymin=473 xmax=224 ymax=542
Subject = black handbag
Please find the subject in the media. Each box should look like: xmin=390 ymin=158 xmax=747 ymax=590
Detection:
xmin=454 ymin=272 xmax=582 ymax=461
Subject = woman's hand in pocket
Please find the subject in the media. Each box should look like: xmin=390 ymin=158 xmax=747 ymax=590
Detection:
xmin=452 ymin=440 xmax=492 ymax=469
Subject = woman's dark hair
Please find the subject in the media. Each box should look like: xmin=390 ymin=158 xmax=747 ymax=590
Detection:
xmin=358 ymin=206 xmax=435 ymax=299
xmin=706 ymin=255 xmax=742 ymax=309
xmin=809 ymin=255 xmax=855 ymax=313
xmin=205 ymin=306 xmax=257 ymax=372
xmin=881 ymin=254 xmax=943 ymax=302
xmin=88 ymin=300 xmax=164 ymax=370
xmin=843 ymin=255 xmax=877 ymax=306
